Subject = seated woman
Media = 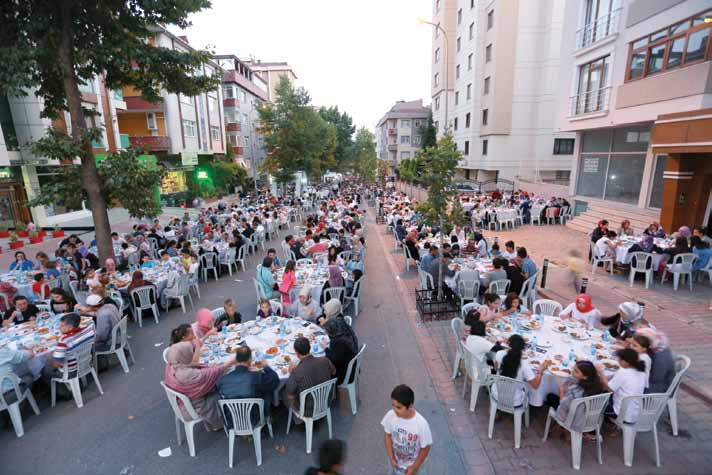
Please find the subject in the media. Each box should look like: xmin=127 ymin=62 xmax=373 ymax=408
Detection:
xmin=493 ymin=334 xmax=551 ymax=405
xmin=163 ymin=340 xmax=237 ymax=431
xmin=618 ymin=220 xmax=635 ymax=238
xmin=600 ymin=301 xmax=643 ymax=340
xmin=627 ymin=235 xmax=663 ymax=270
xmin=9 ymin=251 xmax=34 ymax=272
xmin=501 ymin=293 xmax=531 ymax=316
xmin=594 ymin=230 xmax=618 ymax=263
xmin=404 ymin=228 xmax=421 ymax=263
xmin=544 ymin=360 xmax=606 ymax=433
xmin=170 ymin=323 xmax=195 ymax=345
xmin=192 ymin=308 xmax=217 ymax=339
xmin=659 ymin=236 xmax=691 ymax=273
xmin=597 ymin=348 xmax=647 ymax=425
xmin=289 ymin=287 xmax=320 ymax=321
xmin=320 ymin=299 xmax=358 ymax=385
xmin=48 ymin=288 xmax=76 ymax=315
xmin=463 ymin=311 xmax=497 ymax=362
xmin=633 ymin=327 xmax=675 ymax=394
xmin=643 ymin=222 xmax=666 ymax=238
xmin=345 ymin=252 xmax=364 ymax=274
xmin=478 ymin=293 xmax=505 ymax=322
xmin=345 ymin=268 xmax=363 ymax=297
xmin=559 ymin=294 xmax=601 ymax=329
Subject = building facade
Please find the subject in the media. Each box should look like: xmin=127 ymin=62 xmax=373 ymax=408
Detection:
xmin=375 ymin=100 xmax=432 ymax=167
xmin=242 ymin=60 xmax=298 ymax=102
xmin=558 ymin=0 xmax=712 ymax=231
xmin=214 ymin=55 xmax=269 ymax=183
xmin=429 ymin=0 xmax=575 ymax=183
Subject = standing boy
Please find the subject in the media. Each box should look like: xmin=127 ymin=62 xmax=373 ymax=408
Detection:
xmin=381 ymin=384 xmax=432 ymax=475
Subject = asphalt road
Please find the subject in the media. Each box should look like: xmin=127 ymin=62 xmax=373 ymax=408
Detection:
xmin=0 ymin=212 xmax=467 ymax=475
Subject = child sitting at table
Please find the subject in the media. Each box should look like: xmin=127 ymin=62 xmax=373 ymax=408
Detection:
xmin=32 ymin=273 xmax=49 ymax=300
xmin=214 ymin=298 xmax=243 ymax=329
xmin=257 ymin=298 xmax=279 ymax=318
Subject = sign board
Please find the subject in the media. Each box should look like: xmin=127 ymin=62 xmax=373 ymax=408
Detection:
xmin=582 ymin=157 xmax=599 ymax=173
xmin=181 ymin=151 xmax=198 ymax=167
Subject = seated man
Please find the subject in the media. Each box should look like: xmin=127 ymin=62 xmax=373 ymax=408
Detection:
xmin=501 ymin=241 xmax=517 ymax=260
xmin=427 ymin=252 xmax=458 ymax=300
xmin=480 ymin=258 xmax=508 ymax=291
xmin=81 ymin=294 xmax=120 ymax=352
xmin=41 ymin=313 xmax=95 ymax=397
xmin=0 ymin=344 xmax=35 ymax=400
xmin=2 ymin=296 xmax=40 ymax=327
xmin=285 ymin=337 xmax=335 ymax=417
xmin=217 ymin=346 xmax=280 ymax=427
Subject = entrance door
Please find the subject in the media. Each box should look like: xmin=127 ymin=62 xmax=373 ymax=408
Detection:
xmin=0 ymin=189 xmax=18 ymax=227
xmin=704 ymin=188 xmax=712 ymax=228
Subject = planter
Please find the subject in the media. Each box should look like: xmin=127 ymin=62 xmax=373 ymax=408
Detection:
xmin=9 ymin=241 xmax=24 ymax=250
xmin=52 ymin=230 xmax=65 ymax=238
xmin=29 ymin=237 xmax=43 ymax=244
xmin=38 ymin=230 xmax=47 ymax=238
xmin=0 ymin=231 xmax=9 ymax=238
xmin=16 ymin=231 xmax=28 ymax=238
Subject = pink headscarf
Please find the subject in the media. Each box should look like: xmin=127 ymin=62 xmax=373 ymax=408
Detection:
xmin=193 ymin=308 xmax=214 ymax=338
xmin=163 ymin=341 xmax=222 ymax=400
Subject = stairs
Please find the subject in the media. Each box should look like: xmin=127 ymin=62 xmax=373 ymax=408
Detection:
xmin=566 ymin=200 xmax=661 ymax=235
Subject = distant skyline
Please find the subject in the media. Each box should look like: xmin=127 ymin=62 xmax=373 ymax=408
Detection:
xmin=176 ymin=0 xmax=432 ymax=131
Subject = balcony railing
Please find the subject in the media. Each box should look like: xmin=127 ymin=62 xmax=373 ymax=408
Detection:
xmin=576 ymin=9 xmax=621 ymax=50
xmin=226 ymin=123 xmax=242 ymax=132
xmin=388 ymin=128 xmax=396 ymax=136
xmin=568 ymin=86 xmax=611 ymax=117
xmin=223 ymin=98 xmax=240 ymax=107
xmin=129 ymin=135 xmax=171 ymax=151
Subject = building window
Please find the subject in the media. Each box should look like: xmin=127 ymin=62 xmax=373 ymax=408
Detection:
xmin=241 ymin=90 xmax=247 ymax=102
xmin=573 ymin=56 xmax=610 ymax=115
xmin=484 ymin=77 xmax=490 ymax=94
xmin=464 ymin=140 xmax=470 ymax=155
xmin=487 ymin=10 xmax=494 ymax=30
xmin=457 ymin=8 xmax=462 ymax=25
xmin=457 ymin=37 xmax=461 ymax=52
xmin=482 ymin=139 xmax=488 ymax=155
xmin=208 ymin=95 xmax=218 ymax=112
xmin=485 ymin=44 xmax=492 ymax=62
xmin=244 ymin=136 xmax=250 ymax=149
xmin=146 ymin=112 xmax=157 ymax=131
xmin=210 ymin=126 xmax=220 ymax=141
xmin=482 ymin=109 xmax=488 ymax=125
xmin=470 ymin=0 xmax=474 ymax=8
xmin=627 ymin=10 xmax=711 ymax=81
xmin=648 ymin=154 xmax=667 ymax=208
xmin=414 ymin=119 xmax=423 ymax=127
xmin=454 ymin=117 xmax=459 ymax=131
xmin=414 ymin=135 xmax=422 ymax=145
xmin=401 ymin=119 xmax=411 ymax=128
xmin=400 ymin=151 xmax=411 ymax=160
xmin=468 ymin=53 xmax=473 ymax=70
xmin=469 ymin=22 xmax=474 ymax=40
xmin=434 ymin=48 xmax=440 ymax=63
xmin=456 ymin=64 xmax=460 ymax=79
xmin=455 ymin=91 xmax=459 ymax=105
xmin=183 ymin=119 xmax=197 ymax=137
xmin=223 ymin=86 xmax=234 ymax=99
xmin=434 ymin=73 xmax=440 ymax=87
xmin=401 ymin=135 xmax=411 ymax=144
xmin=179 ymin=94 xmax=192 ymax=105
xmin=465 ymin=113 xmax=471 ymax=128
xmin=553 ymin=138 xmax=575 ymax=155
xmin=466 ymin=83 xmax=472 ymax=100
xmin=435 ymin=96 xmax=440 ymax=110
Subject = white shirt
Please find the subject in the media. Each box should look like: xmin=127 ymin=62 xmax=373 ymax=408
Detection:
xmin=560 ymin=303 xmax=601 ymax=329
xmin=381 ymin=410 xmax=433 ymax=470
xmin=501 ymin=250 xmax=517 ymax=260
xmin=493 ymin=350 xmax=536 ymax=406
xmin=639 ymin=353 xmax=652 ymax=389
xmin=595 ymin=237 xmax=612 ymax=258
xmin=608 ymin=366 xmax=647 ymax=422
xmin=465 ymin=335 xmax=493 ymax=362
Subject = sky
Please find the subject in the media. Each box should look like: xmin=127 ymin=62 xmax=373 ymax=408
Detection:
xmin=177 ymin=0 xmax=432 ymax=132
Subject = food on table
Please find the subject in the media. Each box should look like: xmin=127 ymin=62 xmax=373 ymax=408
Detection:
xmin=265 ymin=346 xmax=279 ymax=355
xmin=554 ymin=354 xmax=564 ymax=361
xmin=595 ymin=343 xmax=605 ymax=350
xmin=504 ymin=325 xmax=512 ymax=332
xmin=550 ymin=366 xmax=560 ymax=372
xmin=46 ymin=335 xmax=59 ymax=341
xmin=37 ymin=327 xmax=50 ymax=334
xmin=530 ymin=360 xmax=541 ymax=366
xmin=557 ymin=325 xmax=567 ymax=332
xmin=226 ymin=346 xmax=237 ymax=354
xmin=275 ymin=339 xmax=288 ymax=346
xmin=602 ymin=361 xmax=620 ymax=370
xmin=296 ymin=332 xmax=305 ymax=338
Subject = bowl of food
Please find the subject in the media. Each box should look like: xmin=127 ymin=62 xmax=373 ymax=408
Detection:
xmin=276 ymin=354 xmax=292 ymax=365
xmin=275 ymin=338 xmax=288 ymax=347
xmin=265 ymin=346 xmax=279 ymax=356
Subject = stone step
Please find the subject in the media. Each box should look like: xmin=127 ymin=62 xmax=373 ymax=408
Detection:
xmin=567 ymin=201 xmax=661 ymax=236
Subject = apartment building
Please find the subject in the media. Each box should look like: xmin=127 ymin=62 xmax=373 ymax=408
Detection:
xmin=214 ymin=55 xmax=269 ymax=179
xmin=242 ymin=60 xmax=298 ymax=102
xmin=117 ymin=28 xmax=225 ymax=201
xmin=558 ymin=0 xmax=712 ymax=232
xmin=429 ymin=0 xmax=575 ymax=183
xmin=375 ymin=100 xmax=431 ymax=168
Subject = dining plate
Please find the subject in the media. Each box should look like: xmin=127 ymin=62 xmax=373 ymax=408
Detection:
xmin=549 ymin=367 xmax=573 ymax=378
xmin=535 ymin=339 xmax=553 ymax=348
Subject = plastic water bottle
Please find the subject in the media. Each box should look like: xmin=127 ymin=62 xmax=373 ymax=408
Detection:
xmin=590 ymin=343 xmax=597 ymax=358
xmin=279 ymin=320 xmax=285 ymax=336
xmin=312 ymin=339 xmax=319 ymax=354
xmin=531 ymin=335 xmax=537 ymax=348
xmin=222 ymin=324 xmax=227 ymax=335
xmin=602 ymin=329 xmax=610 ymax=342
xmin=568 ymin=349 xmax=575 ymax=364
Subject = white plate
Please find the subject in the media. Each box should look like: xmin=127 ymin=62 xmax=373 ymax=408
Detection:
xmin=549 ymin=368 xmax=573 ymax=378
xmin=534 ymin=339 xmax=553 ymax=348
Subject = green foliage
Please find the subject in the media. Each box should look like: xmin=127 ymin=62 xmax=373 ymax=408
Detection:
xmin=212 ymin=159 xmax=248 ymax=195
xmin=29 ymin=148 xmax=166 ymax=219
xmin=415 ymin=131 xmax=461 ymax=227
xmin=418 ymin=113 xmax=438 ymax=149
xmin=349 ymin=128 xmax=378 ymax=182
xmin=318 ymin=106 xmax=355 ymax=171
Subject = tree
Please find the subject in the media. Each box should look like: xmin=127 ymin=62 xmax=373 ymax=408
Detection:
xmin=418 ymin=113 xmax=438 ymax=149
xmin=318 ymin=106 xmax=355 ymax=171
xmin=377 ymin=159 xmax=390 ymax=183
xmin=259 ymin=76 xmax=337 ymax=186
xmin=350 ymin=128 xmax=377 ymax=182
xmin=0 ymin=1 xmax=220 ymax=261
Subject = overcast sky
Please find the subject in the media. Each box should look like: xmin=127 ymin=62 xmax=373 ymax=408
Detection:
xmin=177 ymin=0 xmax=432 ymax=132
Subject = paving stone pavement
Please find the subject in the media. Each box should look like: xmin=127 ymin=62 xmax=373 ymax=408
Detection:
xmin=372 ymin=214 xmax=712 ymax=474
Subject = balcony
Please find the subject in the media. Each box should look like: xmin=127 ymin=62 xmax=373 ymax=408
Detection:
xmin=231 ymin=146 xmax=244 ymax=155
xmin=223 ymin=98 xmax=240 ymax=107
xmin=388 ymin=128 xmax=396 ymax=136
xmin=128 ymin=135 xmax=171 ymax=151
xmin=387 ymin=144 xmax=398 ymax=152
xmin=576 ymin=9 xmax=621 ymax=51
xmin=568 ymin=87 xmax=611 ymax=118
xmin=226 ymin=122 xmax=242 ymax=132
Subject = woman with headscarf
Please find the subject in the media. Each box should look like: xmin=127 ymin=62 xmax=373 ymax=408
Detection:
xmin=618 ymin=220 xmax=635 ymax=238
xmin=319 ymin=299 xmax=358 ymax=384
xmin=127 ymin=270 xmax=155 ymax=294
xmin=674 ymin=226 xmax=692 ymax=239
xmin=600 ymin=302 xmax=643 ymax=340
xmin=164 ymin=341 xmax=237 ymax=431
xmin=473 ymin=232 xmax=488 ymax=258
xmin=559 ymin=294 xmax=601 ymax=329
xmin=659 ymin=236 xmax=691 ymax=273
xmin=632 ymin=327 xmax=675 ymax=393
xmin=289 ymin=287 xmax=321 ymax=321
xmin=192 ymin=308 xmax=216 ymax=339
xmin=404 ymin=228 xmax=421 ymax=264
xmin=643 ymin=222 xmax=666 ymax=238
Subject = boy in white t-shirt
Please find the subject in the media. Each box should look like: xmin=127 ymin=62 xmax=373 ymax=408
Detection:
xmin=381 ymin=384 xmax=433 ymax=475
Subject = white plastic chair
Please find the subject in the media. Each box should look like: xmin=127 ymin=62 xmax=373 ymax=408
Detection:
xmin=488 ymin=375 xmax=530 ymax=448
xmin=451 ymin=317 xmax=465 ymax=379
xmin=286 ymin=378 xmax=338 ymax=454
xmin=403 ymin=245 xmax=417 ymax=272
xmin=38 ymin=279 xmax=62 ymax=301
xmin=661 ymin=253 xmax=696 ymax=291
xmin=542 ymin=392 xmax=611 ymax=470
xmin=211 ymin=307 xmax=227 ymax=322
xmin=696 ymin=257 xmax=712 ymax=284
xmin=129 ymin=285 xmax=160 ymax=327
xmin=164 ymin=274 xmax=193 ymax=313
xmin=418 ymin=269 xmax=434 ymax=292
xmin=612 ymin=393 xmax=670 ymax=467
xmin=50 ymin=340 xmax=104 ymax=408
xmin=488 ymin=279 xmax=511 ymax=299
xmin=296 ymin=258 xmax=313 ymax=269
xmin=162 ymin=347 xmax=170 ymax=364
xmin=253 ymin=278 xmax=269 ymax=312
xmin=339 ymin=344 xmax=366 ymax=415
xmin=160 ymin=381 xmax=204 ymax=457
xmin=269 ymin=299 xmax=283 ymax=316
xmin=219 ymin=398 xmax=274 ymax=467
xmin=219 ymin=248 xmax=237 ymax=276
xmin=235 ymin=245 xmax=248 ymax=272
xmin=458 ymin=279 xmax=479 ymax=309
xmin=532 ymin=299 xmax=563 ymax=316
xmin=200 ymin=252 xmax=219 ymax=282
xmin=666 ymin=354 xmax=691 ymax=437
xmin=0 ymin=372 xmax=40 ymax=437
xmin=323 ymin=286 xmax=346 ymax=303
xmin=629 ymin=252 xmax=654 ymax=288
xmin=461 ymin=302 xmax=478 ymax=320
xmin=188 ymin=272 xmax=201 ymax=299
xmin=461 ymin=345 xmax=492 ymax=413
xmin=591 ymin=242 xmax=614 ymax=275
xmin=94 ymin=316 xmax=135 ymax=373
xmin=345 ymin=279 xmax=362 ymax=316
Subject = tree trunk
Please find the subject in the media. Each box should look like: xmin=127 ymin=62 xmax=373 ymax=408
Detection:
xmin=438 ymin=215 xmax=444 ymax=301
xmin=57 ymin=2 xmax=114 ymax=262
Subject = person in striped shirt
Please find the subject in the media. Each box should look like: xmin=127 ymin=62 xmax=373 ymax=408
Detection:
xmin=41 ymin=313 xmax=95 ymax=397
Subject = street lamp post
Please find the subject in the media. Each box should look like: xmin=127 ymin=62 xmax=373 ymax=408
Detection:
xmin=419 ymin=18 xmax=449 ymax=131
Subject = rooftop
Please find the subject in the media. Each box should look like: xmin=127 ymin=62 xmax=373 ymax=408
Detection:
xmin=376 ymin=99 xmax=431 ymax=127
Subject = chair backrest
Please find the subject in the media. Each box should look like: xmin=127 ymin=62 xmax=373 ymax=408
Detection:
xmin=350 ymin=279 xmax=363 ymax=299
xmin=461 ymin=302 xmax=478 ymax=319
xmin=324 ymin=286 xmax=345 ymax=302
xmin=0 ymin=372 xmax=23 ymax=409
xmin=173 ymin=274 xmax=190 ymax=295
xmin=61 ymin=340 xmax=95 ymax=379
xmin=418 ymin=269 xmax=434 ymax=291
xmin=532 ymin=299 xmax=563 ymax=316
xmin=298 ymin=378 xmax=338 ymax=418
xmin=545 ymin=208 xmax=557 ymax=218
xmin=39 ymin=279 xmax=62 ymax=299
xmin=200 ymin=252 xmax=218 ymax=269
xmin=490 ymin=375 xmax=528 ymax=411
xmin=451 ymin=317 xmax=465 ymax=342
xmin=666 ymin=354 xmax=691 ymax=398
xmin=672 ymin=252 xmax=696 ymax=269
xmin=619 ymin=393 xmax=669 ymax=431
xmin=458 ymin=279 xmax=480 ymax=301
xmin=130 ymin=285 xmax=157 ymax=309
xmin=563 ymin=392 xmax=611 ymax=431
xmin=630 ymin=252 xmax=653 ymax=271
xmin=35 ymin=303 xmax=51 ymax=314
xmin=518 ymin=276 xmax=533 ymax=306
xmin=296 ymin=258 xmax=313 ymax=269
xmin=160 ymin=381 xmax=201 ymax=422
xmin=108 ymin=289 xmax=125 ymax=310
xmin=488 ymin=279 xmax=511 ymax=295
xmin=253 ymin=278 xmax=268 ymax=300
xmin=107 ymin=316 xmax=129 ymax=351
xmin=341 ymin=344 xmax=366 ymax=387
xmin=223 ymin=247 xmax=236 ymax=262
xmin=211 ymin=307 xmax=227 ymax=322
xmin=127 ymin=252 xmax=140 ymax=266
xmin=219 ymin=398 xmax=265 ymax=434
xmin=162 ymin=347 xmax=170 ymax=364
xmin=343 ymin=315 xmax=353 ymax=326
xmin=236 ymin=245 xmax=248 ymax=261
xmin=269 ymin=299 xmax=283 ymax=315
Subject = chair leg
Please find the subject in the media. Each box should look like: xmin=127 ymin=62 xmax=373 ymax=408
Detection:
xmin=187 ymin=292 xmax=194 ymax=309
xmin=175 ymin=417 xmax=183 ymax=445
xmin=327 ymin=408 xmax=333 ymax=438
xmin=673 ymin=273 xmax=679 ymax=291
xmin=253 ymin=427 xmax=263 ymax=466
xmin=25 ymin=391 xmax=40 ymax=415
xmin=186 ymin=422 xmax=197 ymax=457
xmin=51 ymin=380 xmax=57 ymax=407
xmin=91 ymin=368 xmax=104 ymax=395
xmin=286 ymin=408 xmax=293 ymax=434
xmin=69 ymin=379 xmax=83 ymax=408
xmin=180 ymin=296 xmax=186 ymax=314
xmin=571 ymin=431 xmax=583 ymax=470
xmin=542 ymin=412 xmax=552 ymax=441
xmin=7 ymin=403 xmax=25 ymax=437
xmin=116 ymin=349 xmax=130 ymax=373
xmin=653 ymin=425 xmax=661 ymax=467
xmin=126 ymin=343 xmax=136 ymax=364
xmin=452 ymin=351 xmax=462 ymax=379
xmin=305 ymin=419 xmax=314 ymax=454
xmin=622 ymin=426 xmax=636 ymax=467
xmin=348 ymin=385 xmax=358 ymax=415
xmin=514 ymin=411 xmax=522 ymax=449
xmin=228 ymin=430 xmax=235 ymax=468
xmin=668 ymin=397 xmax=679 ymax=436
xmin=469 ymin=382 xmax=480 ymax=412
xmin=629 ymin=270 xmax=635 ymax=287
xmin=488 ymin=403 xmax=497 ymax=439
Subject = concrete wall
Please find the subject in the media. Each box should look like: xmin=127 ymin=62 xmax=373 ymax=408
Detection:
xmin=513 ymin=178 xmax=572 ymax=198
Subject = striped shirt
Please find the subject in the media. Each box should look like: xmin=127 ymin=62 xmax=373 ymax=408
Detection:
xmin=52 ymin=326 xmax=95 ymax=370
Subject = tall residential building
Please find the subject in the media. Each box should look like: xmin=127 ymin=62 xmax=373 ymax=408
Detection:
xmin=558 ymin=0 xmax=712 ymax=232
xmin=429 ymin=0 xmax=575 ymax=183
xmin=117 ymin=28 xmax=226 ymax=202
xmin=242 ymin=60 xmax=298 ymax=102
xmin=214 ymin=55 xmax=269 ymax=179
xmin=375 ymin=100 xmax=432 ymax=168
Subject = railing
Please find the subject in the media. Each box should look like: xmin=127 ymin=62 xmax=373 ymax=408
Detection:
xmin=568 ymin=86 xmax=611 ymax=117
xmin=576 ymin=9 xmax=621 ymax=50
xmin=223 ymin=98 xmax=240 ymax=107
xmin=129 ymin=135 xmax=171 ymax=151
